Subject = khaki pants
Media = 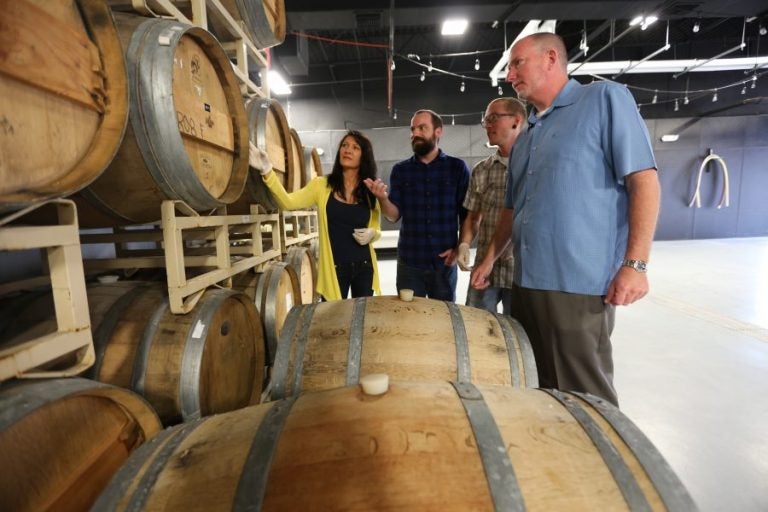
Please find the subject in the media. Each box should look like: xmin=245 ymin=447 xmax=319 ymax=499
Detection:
xmin=510 ymin=284 xmax=618 ymax=406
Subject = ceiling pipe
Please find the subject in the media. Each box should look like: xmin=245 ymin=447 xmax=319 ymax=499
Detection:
xmin=612 ymin=20 xmax=670 ymax=79
xmin=563 ymin=56 xmax=768 ymax=76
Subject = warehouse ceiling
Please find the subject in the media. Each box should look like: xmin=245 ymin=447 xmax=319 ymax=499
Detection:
xmin=273 ymin=0 xmax=768 ymax=116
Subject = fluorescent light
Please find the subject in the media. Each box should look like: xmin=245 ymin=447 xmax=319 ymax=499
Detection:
xmin=268 ymin=70 xmax=292 ymax=95
xmin=660 ymin=134 xmax=679 ymax=142
xmin=442 ymin=19 xmax=468 ymax=36
xmin=630 ymin=16 xmax=643 ymax=26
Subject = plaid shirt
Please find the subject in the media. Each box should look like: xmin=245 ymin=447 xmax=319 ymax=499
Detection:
xmin=463 ymin=151 xmax=514 ymax=288
xmin=390 ymin=150 xmax=470 ymax=269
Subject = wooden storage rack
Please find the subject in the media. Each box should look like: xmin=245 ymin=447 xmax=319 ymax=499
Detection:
xmin=280 ymin=210 xmax=319 ymax=249
xmin=109 ymin=0 xmax=269 ymax=96
xmin=0 ymin=200 xmax=95 ymax=381
xmin=82 ymin=200 xmax=282 ymax=314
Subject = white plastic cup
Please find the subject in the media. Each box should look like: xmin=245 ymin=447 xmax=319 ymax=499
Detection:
xmin=399 ymin=288 xmax=414 ymax=302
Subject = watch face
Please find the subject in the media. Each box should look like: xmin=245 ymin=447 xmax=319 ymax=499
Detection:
xmin=623 ymin=259 xmax=647 ymax=273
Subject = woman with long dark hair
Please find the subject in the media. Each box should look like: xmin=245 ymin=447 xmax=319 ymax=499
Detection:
xmin=249 ymin=130 xmax=382 ymax=300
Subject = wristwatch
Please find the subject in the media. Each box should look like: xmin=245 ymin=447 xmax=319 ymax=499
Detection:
xmin=622 ymin=259 xmax=648 ymax=273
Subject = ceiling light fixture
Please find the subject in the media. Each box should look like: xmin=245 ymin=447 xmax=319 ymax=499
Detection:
xmin=629 ymin=15 xmax=658 ymax=30
xmin=498 ymin=85 xmax=503 ymax=96
xmin=267 ymin=70 xmax=291 ymax=95
xmin=652 ymin=90 xmax=658 ymax=103
xmin=428 ymin=61 xmax=433 ymax=72
xmin=674 ymin=99 xmax=679 ymax=111
xmin=474 ymin=58 xmax=480 ymax=70
xmin=712 ymin=91 xmax=718 ymax=102
xmin=660 ymin=134 xmax=680 ymax=142
xmin=420 ymin=71 xmax=425 ymax=82
xmin=442 ymin=19 xmax=468 ymax=36
xmin=451 ymin=115 xmax=455 ymax=125
xmin=692 ymin=20 xmax=700 ymax=33
xmin=760 ymin=24 xmax=767 ymax=36
xmin=460 ymin=81 xmax=466 ymax=92
xmin=641 ymin=16 xmax=658 ymax=30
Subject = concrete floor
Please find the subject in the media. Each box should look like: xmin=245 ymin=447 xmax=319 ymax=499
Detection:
xmin=375 ymin=237 xmax=768 ymax=512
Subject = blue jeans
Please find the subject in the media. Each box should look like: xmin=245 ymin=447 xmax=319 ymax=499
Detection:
xmin=396 ymin=261 xmax=457 ymax=301
xmin=335 ymin=260 xmax=374 ymax=298
xmin=466 ymin=286 xmax=513 ymax=315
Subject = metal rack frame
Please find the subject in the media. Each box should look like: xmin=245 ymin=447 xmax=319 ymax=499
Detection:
xmin=0 ymin=200 xmax=95 ymax=381
xmin=82 ymin=200 xmax=282 ymax=314
xmin=281 ymin=210 xmax=319 ymax=249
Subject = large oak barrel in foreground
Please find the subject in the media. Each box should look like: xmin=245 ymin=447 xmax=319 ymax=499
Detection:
xmin=0 ymin=378 xmax=161 ymax=511
xmin=93 ymin=381 xmax=696 ymax=511
xmin=0 ymin=0 xmax=127 ymax=211
xmin=77 ymin=15 xmax=249 ymax=226
xmin=268 ymin=296 xmax=537 ymax=399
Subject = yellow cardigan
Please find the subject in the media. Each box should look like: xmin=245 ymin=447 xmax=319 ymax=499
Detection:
xmin=262 ymin=172 xmax=382 ymax=301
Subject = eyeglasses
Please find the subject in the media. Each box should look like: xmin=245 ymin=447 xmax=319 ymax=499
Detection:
xmin=480 ymin=113 xmax=515 ymax=127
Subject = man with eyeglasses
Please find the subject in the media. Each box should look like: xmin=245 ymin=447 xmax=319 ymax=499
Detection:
xmin=471 ymin=33 xmax=660 ymax=406
xmin=452 ymin=98 xmax=526 ymax=314
xmin=365 ymin=109 xmax=470 ymax=301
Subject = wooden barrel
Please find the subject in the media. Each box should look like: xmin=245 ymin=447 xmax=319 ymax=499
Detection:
xmin=92 ymin=381 xmax=696 ymax=511
xmin=0 ymin=283 xmax=265 ymax=425
xmin=268 ymin=296 xmax=537 ymax=400
xmin=233 ymin=262 xmax=299 ymax=366
xmin=303 ymin=145 xmax=323 ymax=184
xmin=229 ymin=98 xmax=295 ymax=214
xmin=0 ymin=377 xmax=161 ymax=511
xmin=76 ymin=15 xmax=249 ymax=226
xmin=288 ymin=129 xmax=305 ymax=192
xmin=213 ymin=0 xmax=286 ymax=48
xmin=284 ymin=245 xmax=317 ymax=305
xmin=0 ymin=0 xmax=128 ymax=211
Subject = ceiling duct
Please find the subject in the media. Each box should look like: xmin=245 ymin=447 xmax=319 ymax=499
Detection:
xmin=355 ymin=11 xmax=383 ymax=30
xmin=278 ymin=34 xmax=310 ymax=76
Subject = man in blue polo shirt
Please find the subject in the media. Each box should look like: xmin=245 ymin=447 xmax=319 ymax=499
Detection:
xmin=364 ymin=109 xmax=469 ymax=301
xmin=471 ymin=33 xmax=660 ymax=406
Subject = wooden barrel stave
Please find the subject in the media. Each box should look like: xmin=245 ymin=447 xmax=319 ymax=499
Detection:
xmin=92 ymin=381 xmax=696 ymax=511
xmin=229 ymin=98 xmax=293 ymax=214
xmin=284 ymin=245 xmax=317 ymax=305
xmin=234 ymin=262 xmax=299 ymax=366
xmin=302 ymin=145 xmax=323 ymax=184
xmin=268 ymin=296 xmax=538 ymax=399
xmin=0 ymin=0 xmax=128 ymax=211
xmin=288 ymin=128 xmax=305 ymax=192
xmin=0 ymin=378 xmax=160 ymax=511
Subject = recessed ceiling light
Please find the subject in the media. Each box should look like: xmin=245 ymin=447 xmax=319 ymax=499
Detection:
xmin=660 ymin=134 xmax=679 ymax=142
xmin=442 ymin=19 xmax=468 ymax=36
xmin=268 ymin=70 xmax=292 ymax=95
